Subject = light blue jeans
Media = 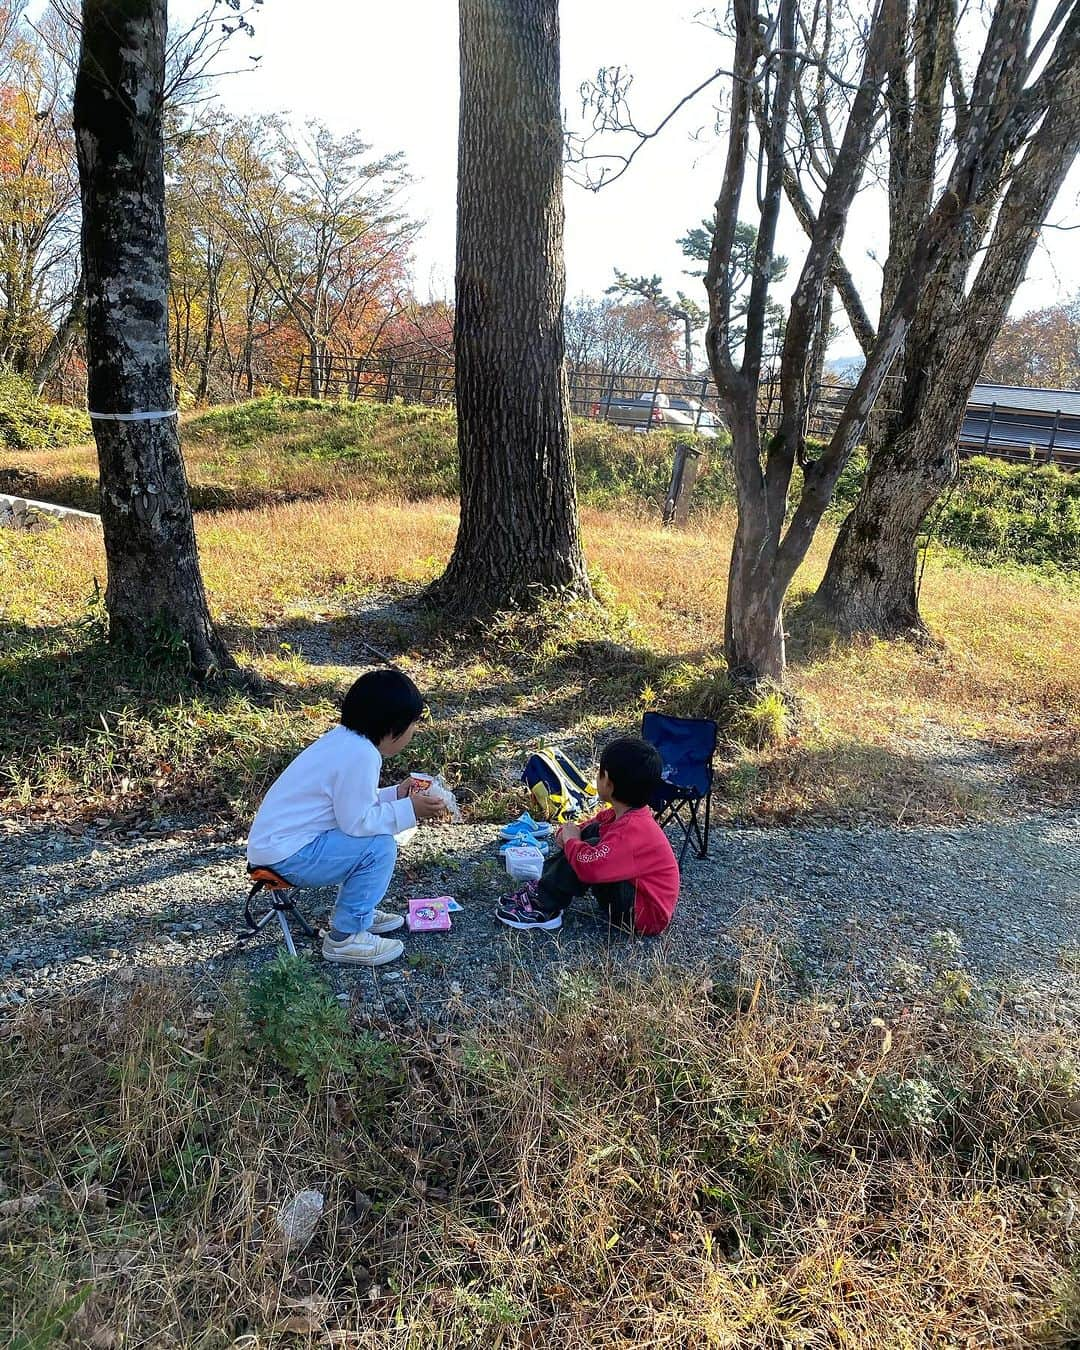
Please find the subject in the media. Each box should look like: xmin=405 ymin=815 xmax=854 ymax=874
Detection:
xmin=273 ymin=829 xmax=397 ymax=935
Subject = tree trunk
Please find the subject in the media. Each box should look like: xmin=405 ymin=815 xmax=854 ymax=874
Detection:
xmin=725 ymin=517 xmax=786 ymax=680
xmin=74 ymin=0 xmax=232 ymax=675
xmin=33 ymin=275 xmax=86 ymax=396
xmin=307 ymin=339 xmax=322 ymax=397
xmin=195 ymin=245 xmax=221 ymax=403
xmin=242 ymin=282 xmax=261 ymax=397
xmin=816 ymin=430 xmax=954 ymax=633
xmin=430 ymin=0 xmax=589 ymax=616
xmin=819 ymin=50 xmax=1080 ymax=635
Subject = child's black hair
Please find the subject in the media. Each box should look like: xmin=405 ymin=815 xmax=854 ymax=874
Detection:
xmin=599 ymin=736 xmax=662 ymax=808
xmin=340 ymin=669 xmax=425 ymax=746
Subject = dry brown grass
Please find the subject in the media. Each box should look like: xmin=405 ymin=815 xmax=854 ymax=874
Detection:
xmin=2 ymin=492 xmax=1078 ymax=825
xmin=0 ymin=953 xmax=1076 ymax=1348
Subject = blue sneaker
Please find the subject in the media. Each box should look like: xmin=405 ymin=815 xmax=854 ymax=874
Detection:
xmin=499 ymin=812 xmax=553 ymax=841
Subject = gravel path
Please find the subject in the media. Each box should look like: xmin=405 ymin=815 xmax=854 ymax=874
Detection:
xmin=2 ymin=807 xmax=1077 ymax=1024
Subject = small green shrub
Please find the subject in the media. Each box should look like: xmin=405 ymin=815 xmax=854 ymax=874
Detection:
xmin=648 ymin=654 xmax=735 ymax=721
xmin=245 ymin=952 xmax=357 ymax=1091
xmin=0 ymin=370 xmax=89 ymax=450
xmin=648 ymin=657 xmax=790 ymax=749
xmin=867 ymin=1071 xmax=949 ymax=1136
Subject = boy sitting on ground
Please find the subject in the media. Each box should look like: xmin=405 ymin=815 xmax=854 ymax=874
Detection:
xmin=495 ymin=737 xmax=680 ymax=935
xmin=247 ymin=669 xmax=447 ymax=967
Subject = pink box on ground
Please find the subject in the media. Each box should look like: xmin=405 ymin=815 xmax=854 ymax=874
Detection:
xmin=407 ymin=897 xmax=452 ymax=932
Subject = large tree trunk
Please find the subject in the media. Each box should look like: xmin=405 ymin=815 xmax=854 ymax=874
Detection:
xmin=430 ymin=0 xmax=589 ymax=616
xmin=815 ymin=431 xmax=954 ymax=633
xmin=819 ymin=51 xmax=1080 ymax=635
xmin=74 ymin=0 xmax=232 ymax=676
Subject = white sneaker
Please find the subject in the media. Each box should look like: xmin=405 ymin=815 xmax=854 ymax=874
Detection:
xmin=369 ymin=909 xmax=405 ymax=935
xmin=322 ymin=931 xmax=404 ymax=966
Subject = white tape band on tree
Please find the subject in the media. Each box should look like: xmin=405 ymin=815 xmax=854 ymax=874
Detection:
xmin=87 ymin=409 xmax=179 ymax=422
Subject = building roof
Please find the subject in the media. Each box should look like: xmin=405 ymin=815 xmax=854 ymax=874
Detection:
xmin=968 ymin=383 xmax=1080 ymax=418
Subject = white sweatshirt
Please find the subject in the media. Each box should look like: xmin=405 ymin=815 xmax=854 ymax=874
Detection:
xmin=246 ymin=725 xmax=416 ymax=866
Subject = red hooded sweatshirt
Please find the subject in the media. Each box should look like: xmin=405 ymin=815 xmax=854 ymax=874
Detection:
xmin=561 ymin=806 xmax=680 ymax=935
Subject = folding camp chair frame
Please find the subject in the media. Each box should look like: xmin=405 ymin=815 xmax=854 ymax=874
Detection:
xmin=654 ymin=779 xmax=712 ymax=868
xmin=641 ymin=711 xmax=718 ymax=868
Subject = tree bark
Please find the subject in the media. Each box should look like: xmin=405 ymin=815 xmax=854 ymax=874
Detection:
xmin=75 ymin=0 xmax=232 ymax=675
xmin=726 ymin=520 xmax=786 ymax=681
xmin=815 ymin=433 xmax=953 ymax=633
xmin=818 ymin=41 xmax=1080 ymax=635
xmin=430 ymin=0 xmax=589 ymax=616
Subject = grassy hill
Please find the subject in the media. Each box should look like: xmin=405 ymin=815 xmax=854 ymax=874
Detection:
xmin=2 ymin=394 xmax=1077 ymax=573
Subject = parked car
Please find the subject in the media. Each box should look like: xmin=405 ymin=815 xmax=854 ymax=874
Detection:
xmin=588 ymin=391 xmax=722 ymax=438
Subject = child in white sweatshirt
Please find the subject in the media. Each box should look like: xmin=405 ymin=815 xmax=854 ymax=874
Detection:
xmin=247 ymin=669 xmax=446 ymax=966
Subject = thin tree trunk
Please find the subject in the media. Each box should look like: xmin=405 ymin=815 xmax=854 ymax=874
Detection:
xmin=75 ymin=0 xmax=232 ymax=675
xmin=242 ymin=282 xmax=260 ymax=397
xmin=726 ymin=525 xmax=786 ymax=681
xmin=33 ymin=274 xmax=86 ymax=396
xmin=307 ymin=339 xmax=321 ymax=397
xmin=818 ymin=52 xmax=1080 ymax=634
xmin=195 ymin=244 xmax=221 ymax=403
xmin=430 ymin=0 xmax=589 ymax=616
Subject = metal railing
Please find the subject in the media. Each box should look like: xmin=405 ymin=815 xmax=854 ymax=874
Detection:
xmin=958 ymin=401 xmax=1080 ymax=467
xmin=295 ymin=352 xmax=455 ymax=405
xmin=293 ymin=353 xmax=1079 ymax=469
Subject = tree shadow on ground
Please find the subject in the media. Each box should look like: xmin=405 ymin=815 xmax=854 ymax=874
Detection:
xmin=0 ymin=620 xmax=346 ymax=822
xmin=0 ymin=465 xmax=328 ymax=516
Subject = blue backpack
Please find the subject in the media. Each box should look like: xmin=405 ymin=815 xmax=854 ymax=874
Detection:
xmin=521 ymin=747 xmax=597 ymax=822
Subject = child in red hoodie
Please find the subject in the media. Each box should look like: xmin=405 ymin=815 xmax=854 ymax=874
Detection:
xmin=495 ymin=738 xmax=680 ymax=935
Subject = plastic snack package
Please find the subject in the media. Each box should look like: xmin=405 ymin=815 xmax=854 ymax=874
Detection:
xmin=407 ymin=897 xmax=452 ymax=932
xmin=411 ymin=772 xmax=463 ymax=823
xmin=504 ymin=844 xmax=544 ymax=882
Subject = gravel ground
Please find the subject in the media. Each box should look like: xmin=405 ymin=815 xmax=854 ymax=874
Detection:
xmin=1 ymin=806 xmax=1077 ymax=1025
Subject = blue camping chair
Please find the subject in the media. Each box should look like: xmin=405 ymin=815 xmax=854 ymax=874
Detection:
xmin=642 ymin=711 xmax=718 ymax=867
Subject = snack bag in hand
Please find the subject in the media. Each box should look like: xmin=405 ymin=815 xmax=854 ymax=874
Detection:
xmin=411 ymin=772 xmax=462 ymax=823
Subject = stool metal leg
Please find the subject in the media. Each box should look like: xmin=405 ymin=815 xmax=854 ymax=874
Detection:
xmin=276 ymin=909 xmax=298 ymax=957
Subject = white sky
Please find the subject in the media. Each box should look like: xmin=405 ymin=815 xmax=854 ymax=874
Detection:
xmin=185 ymin=1 xmax=1080 ymax=356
